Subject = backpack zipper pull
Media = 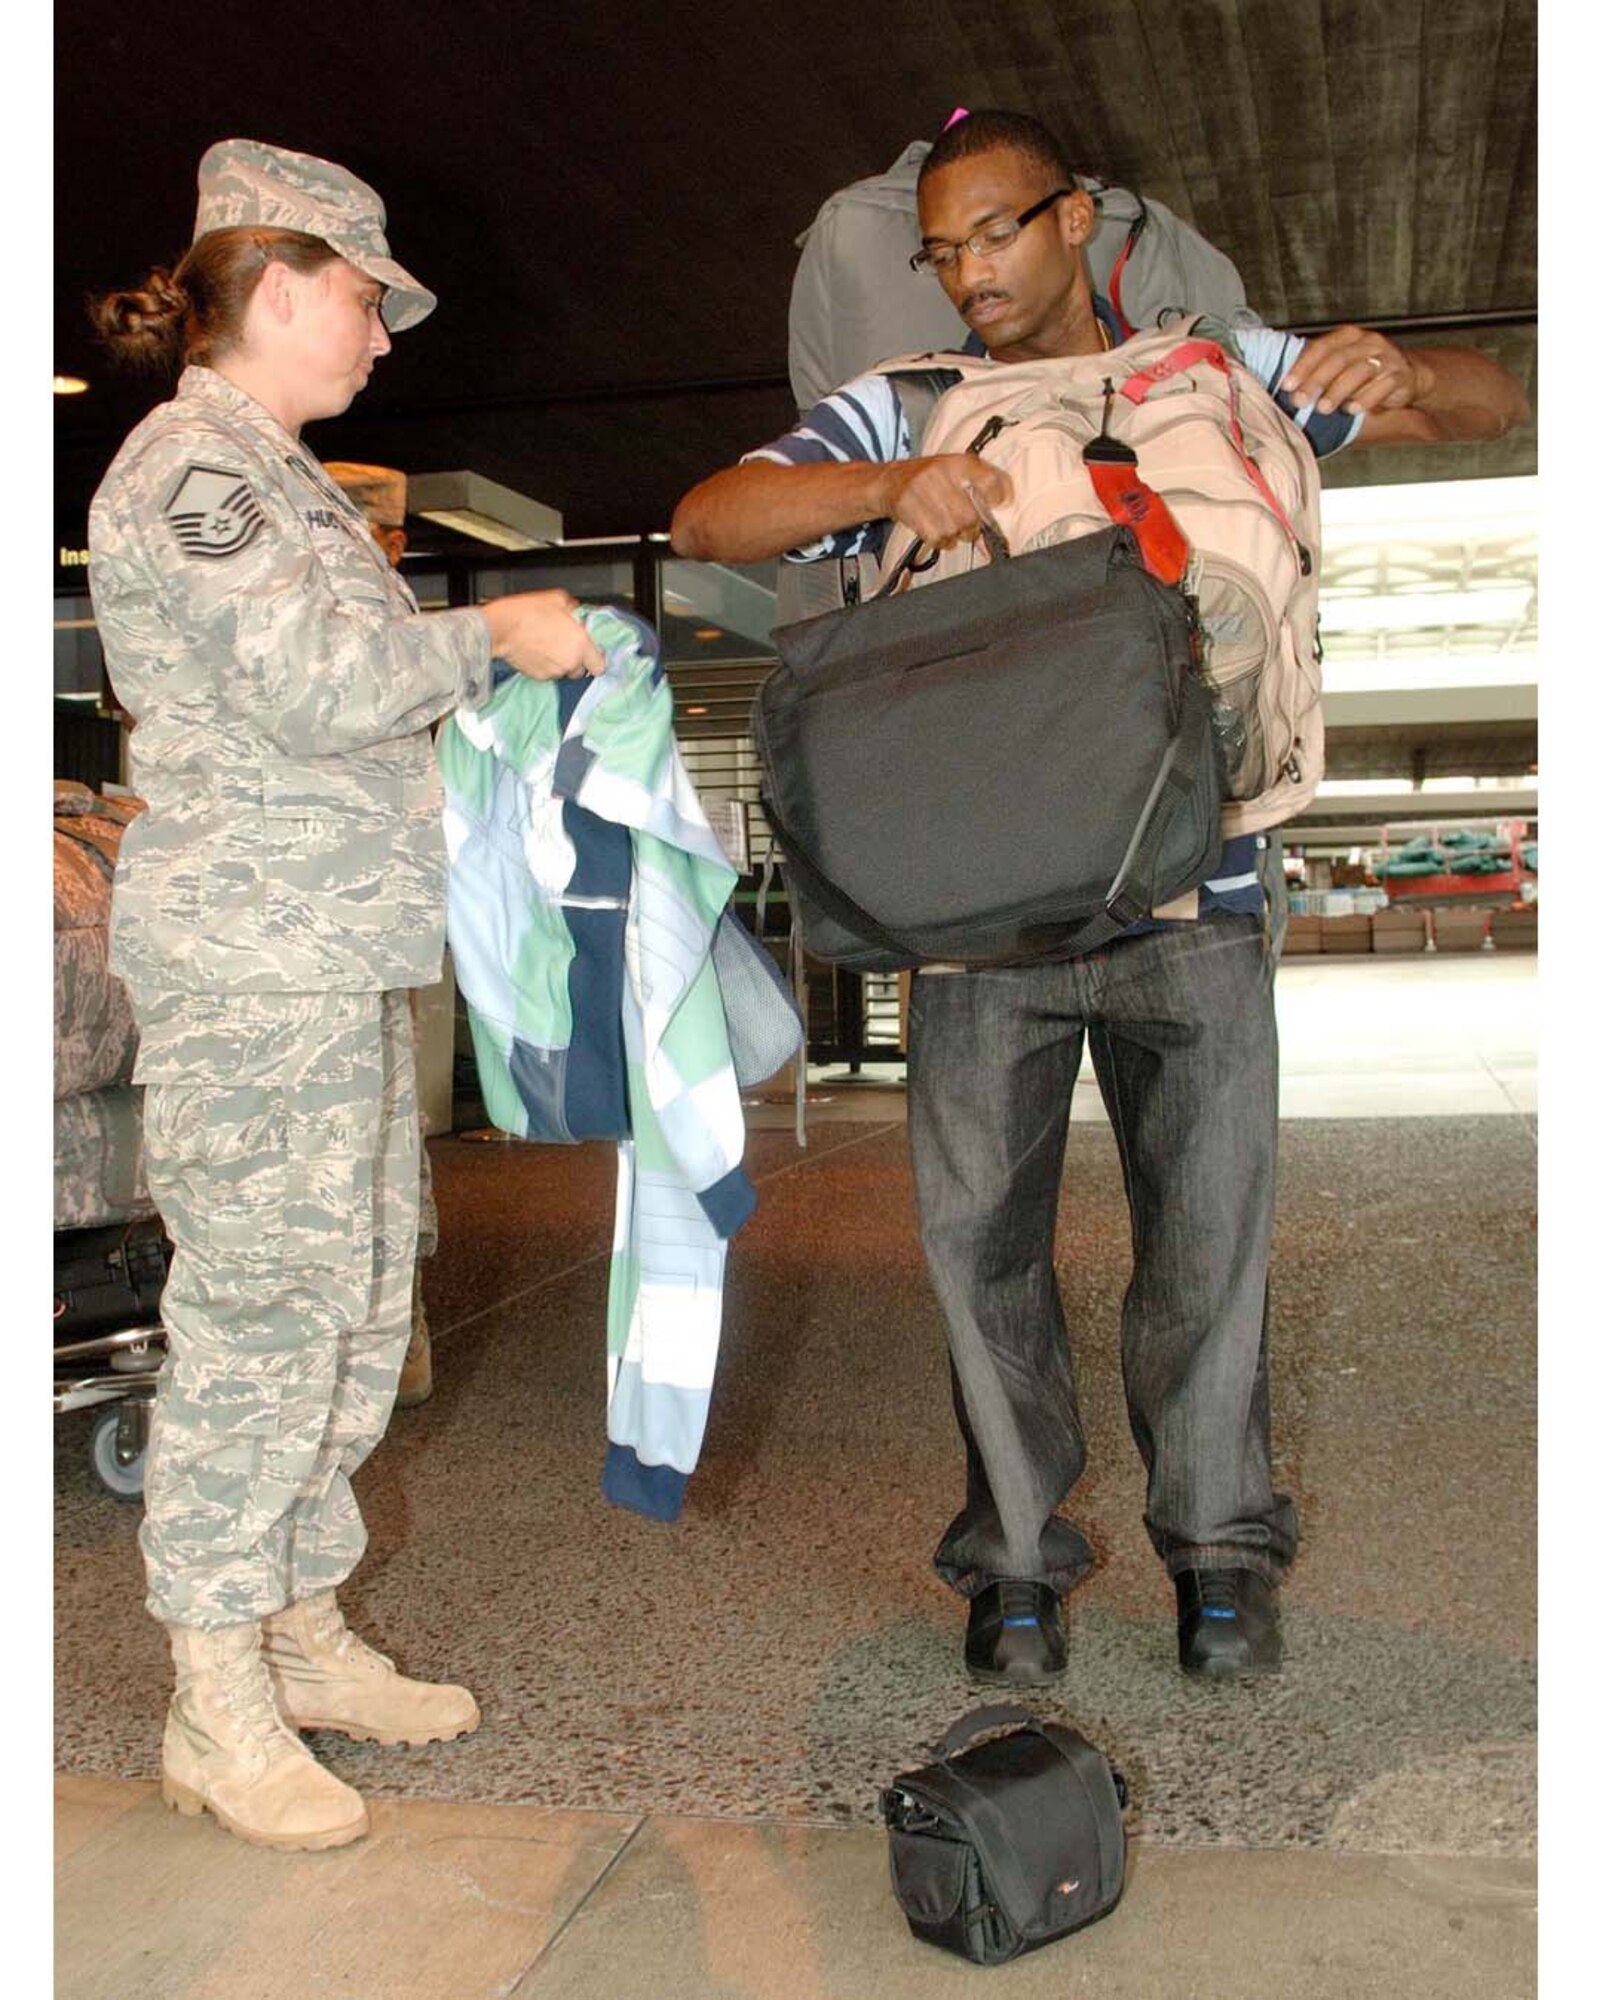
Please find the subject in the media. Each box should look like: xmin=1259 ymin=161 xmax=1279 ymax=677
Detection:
xmin=1082 ymin=377 xmax=1137 ymax=466
xmin=1079 ymin=378 xmax=1188 ymax=583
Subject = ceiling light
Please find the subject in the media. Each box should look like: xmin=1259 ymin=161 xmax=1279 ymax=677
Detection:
xmin=1320 ymin=476 xmax=1536 ymax=541
xmin=1314 ymin=778 xmax=1425 ymax=797
xmin=1417 ymin=775 xmax=1539 ymax=794
xmin=1312 ymin=774 xmax=1538 ymax=797
xmin=693 ymin=627 xmax=724 ymax=641
xmin=407 ymin=470 xmax=562 ymax=551
xmin=53 ymin=375 xmax=89 ymax=396
xmin=1322 ymin=651 xmax=1538 ymax=692
xmin=1317 ymin=586 xmax=1534 ymax=633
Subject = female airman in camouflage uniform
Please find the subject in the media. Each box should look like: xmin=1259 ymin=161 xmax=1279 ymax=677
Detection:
xmin=88 ymin=138 xmax=603 ymax=1852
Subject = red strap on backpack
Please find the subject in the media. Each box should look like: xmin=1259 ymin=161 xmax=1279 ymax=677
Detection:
xmin=1082 ymin=450 xmax=1188 ymax=585
xmin=1118 ymin=339 xmax=1299 ymax=547
xmin=1081 ymin=369 xmax=1189 ymax=586
xmin=1107 ymin=206 xmax=1148 ymax=338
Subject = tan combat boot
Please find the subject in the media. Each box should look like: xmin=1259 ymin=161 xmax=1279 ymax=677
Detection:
xmin=263 ymin=1591 xmax=480 ymax=1746
xmin=394 ymin=1276 xmax=433 ymax=1408
xmin=162 ymin=1620 xmax=369 ymax=1851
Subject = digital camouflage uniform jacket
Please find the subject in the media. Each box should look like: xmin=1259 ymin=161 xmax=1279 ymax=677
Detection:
xmin=88 ymin=366 xmax=494 ymax=998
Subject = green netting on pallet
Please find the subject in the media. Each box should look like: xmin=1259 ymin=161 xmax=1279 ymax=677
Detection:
xmin=1373 ymin=856 xmax=1446 ymax=878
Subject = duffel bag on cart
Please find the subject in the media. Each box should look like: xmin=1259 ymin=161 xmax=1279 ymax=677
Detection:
xmin=54 ymin=1217 xmax=170 ymax=1343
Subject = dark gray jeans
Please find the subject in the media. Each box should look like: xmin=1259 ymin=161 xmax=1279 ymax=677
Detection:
xmin=906 ymin=904 xmax=1299 ymax=1598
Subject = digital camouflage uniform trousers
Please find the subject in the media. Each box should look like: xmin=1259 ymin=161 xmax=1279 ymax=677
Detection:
xmin=134 ymin=988 xmax=420 ymax=1630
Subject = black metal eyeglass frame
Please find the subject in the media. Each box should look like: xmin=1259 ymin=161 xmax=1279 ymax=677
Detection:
xmin=908 ymin=188 xmax=1072 ymax=274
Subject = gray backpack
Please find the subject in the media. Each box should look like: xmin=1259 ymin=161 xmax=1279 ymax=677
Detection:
xmin=787 ymin=140 xmax=1252 ymax=413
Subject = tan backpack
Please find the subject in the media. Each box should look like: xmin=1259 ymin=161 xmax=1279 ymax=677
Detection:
xmin=875 ymin=319 xmax=1324 ymax=835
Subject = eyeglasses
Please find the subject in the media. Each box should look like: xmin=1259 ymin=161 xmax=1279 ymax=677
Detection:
xmin=908 ymin=188 xmax=1072 ymax=275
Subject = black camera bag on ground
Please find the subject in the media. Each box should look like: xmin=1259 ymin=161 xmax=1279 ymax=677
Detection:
xmin=880 ymin=1704 xmax=1128 ymax=1966
xmin=755 ymin=523 xmax=1224 ymax=971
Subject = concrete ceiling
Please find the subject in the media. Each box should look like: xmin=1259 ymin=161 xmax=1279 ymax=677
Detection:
xmin=54 ymin=0 xmax=1537 ymax=545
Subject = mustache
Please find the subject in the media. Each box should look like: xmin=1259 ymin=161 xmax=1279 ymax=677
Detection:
xmin=961 ymin=288 xmax=1010 ymax=313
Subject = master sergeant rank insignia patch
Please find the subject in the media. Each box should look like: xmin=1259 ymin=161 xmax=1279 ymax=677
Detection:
xmin=162 ymin=464 xmax=268 ymax=559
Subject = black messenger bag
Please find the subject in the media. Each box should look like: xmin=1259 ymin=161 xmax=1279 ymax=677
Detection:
xmin=881 ymin=1704 xmax=1128 ymax=1965
xmin=754 ymin=522 xmax=1225 ymax=971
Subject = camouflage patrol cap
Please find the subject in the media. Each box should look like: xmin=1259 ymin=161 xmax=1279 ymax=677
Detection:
xmin=323 ymin=461 xmax=408 ymax=527
xmin=193 ymin=138 xmax=436 ymax=331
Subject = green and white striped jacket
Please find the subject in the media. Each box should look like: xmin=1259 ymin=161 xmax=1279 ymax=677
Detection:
xmin=439 ymin=607 xmax=787 ymax=1519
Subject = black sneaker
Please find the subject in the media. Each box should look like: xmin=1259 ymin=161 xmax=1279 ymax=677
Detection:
xmin=1174 ymin=1568 xmax=1282 ymax=1679
xmin=963 ymin=1580 xmax=1067 ymax=1684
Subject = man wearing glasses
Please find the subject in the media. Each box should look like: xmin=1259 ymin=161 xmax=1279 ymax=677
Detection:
xmin=672 ymin=110 xmax=1526 ymax=1686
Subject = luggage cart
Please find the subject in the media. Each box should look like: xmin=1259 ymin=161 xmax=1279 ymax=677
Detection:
xmin=53 ymin=782 xmax=166 ymax=1498
xmin=53 ymin=1217 xmax=170 ymax=1500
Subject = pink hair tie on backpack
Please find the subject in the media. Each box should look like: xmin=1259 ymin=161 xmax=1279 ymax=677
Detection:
xmin=943 ymin=107 xmax=970 ymax=129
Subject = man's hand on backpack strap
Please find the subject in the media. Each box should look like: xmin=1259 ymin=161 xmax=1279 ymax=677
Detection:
xmin=1281 ymin=324 xmax=1428 ymax=418
xmin=882 ymin=455 xmax=1016 ymax=553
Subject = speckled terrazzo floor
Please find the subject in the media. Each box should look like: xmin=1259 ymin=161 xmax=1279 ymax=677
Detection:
xmin=54 ymin=1113 xmax=1535 ymax=1857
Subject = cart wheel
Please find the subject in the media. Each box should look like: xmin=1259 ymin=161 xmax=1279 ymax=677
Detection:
xmin=88 ymin=1406 xmax=148 ymax=1501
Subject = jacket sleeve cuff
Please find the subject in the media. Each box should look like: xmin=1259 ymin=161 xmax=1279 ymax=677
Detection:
xmin=443 ymin=606 xmax=495 ymax=709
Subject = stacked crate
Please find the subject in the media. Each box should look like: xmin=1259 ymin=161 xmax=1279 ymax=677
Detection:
xmin=1433 ymin=907 xmax=1492 ymax=952
xmin=1321 ymin=914 xmax=1373 ymax=955
xmin=1489 ymin=907 xmax=1538 ymax=952
xmin=1372 ymin=907 xmax=1430 ymax=954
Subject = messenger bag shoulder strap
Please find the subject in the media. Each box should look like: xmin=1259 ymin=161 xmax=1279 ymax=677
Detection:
xmin=1045 ymin=669 xmax=1218 ymax=958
